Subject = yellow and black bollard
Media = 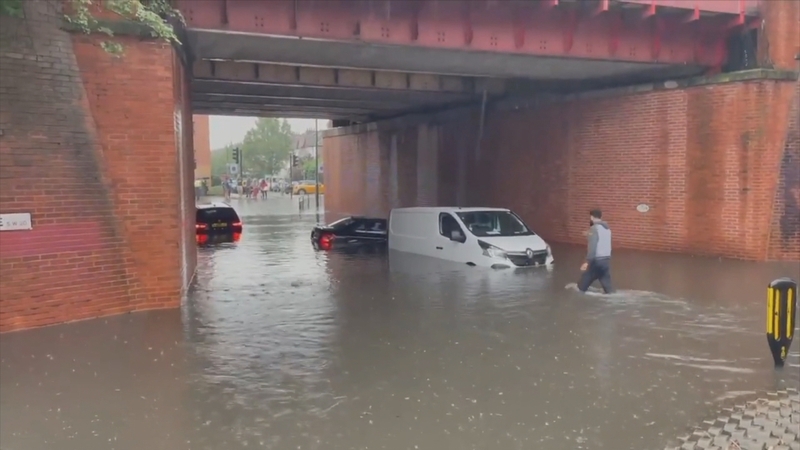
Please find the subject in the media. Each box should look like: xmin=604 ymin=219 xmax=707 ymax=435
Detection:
xmin=767 ymin=278 xmax=797 ymax=368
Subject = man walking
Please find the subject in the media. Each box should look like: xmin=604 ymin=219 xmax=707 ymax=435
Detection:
xmin=578 ymin=209 xmax=614 ymax=294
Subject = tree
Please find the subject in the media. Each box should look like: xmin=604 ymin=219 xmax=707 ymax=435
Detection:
xmin=0 ymin=0 xmax=182 ymax=54
xmin=239 ymin=118 xmax=293 ymax=177
xmin=210 ymin=144 xmax=235 ymax=178
xmin=301 ymin=157 xmax=324 ymax=183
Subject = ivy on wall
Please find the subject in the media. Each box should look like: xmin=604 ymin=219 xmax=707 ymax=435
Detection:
xmin=0 ymin=0 xmax=182 ymax=53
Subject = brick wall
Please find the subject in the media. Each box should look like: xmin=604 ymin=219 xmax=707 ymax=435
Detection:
xmin=758 ymin=0 xmax=800 ymax=70
xmin=174 ymin=49 xmax=197 ymax=293
xmin=0 ymin=0 xmax=194 ymax=332
xmin=193 ymin=115 xmax=211 ymax=180
xmin=324 ymin=74 xmax=798 ymax=261
xmin=767 ymin=79 xmax=800 ymax=260
xmin=760 ymin=0 xmax=800 ymax=261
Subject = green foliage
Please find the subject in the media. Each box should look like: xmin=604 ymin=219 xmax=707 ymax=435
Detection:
xmin=302 ymin=156 xmax=324 ymax=181
xmin=210 ymin=144 xmax=235 ymax=178
xmin=0 ymin=0 xmax=23 ymax=17
xmin=0 ymin=0 xmax=182 ymax=54
xmin=241 ymin=118 xmax=294 ymax=177
xmin=210 ymin=118 xmax=294 ymax=178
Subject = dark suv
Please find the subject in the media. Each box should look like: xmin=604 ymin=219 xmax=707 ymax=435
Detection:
xmin=196 ymin=203 xmax=242 ymax=244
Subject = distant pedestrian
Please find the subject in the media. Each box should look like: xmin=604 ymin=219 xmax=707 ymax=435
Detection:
xmin=194 ymin=179 xmax=202 ymax=202
xmin=578 ymin=209 xmax=614 ymax=294
xmin=251 ymin=180 xmax=260 ymax=199
xmin=225 ymin=178 xmax=234 ymax=200
xmin=260 ymin=179 xmax=268 ymax=199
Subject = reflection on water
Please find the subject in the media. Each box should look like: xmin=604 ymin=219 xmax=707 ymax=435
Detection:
xmin=1 ymin=196 xmax=798 ymax=450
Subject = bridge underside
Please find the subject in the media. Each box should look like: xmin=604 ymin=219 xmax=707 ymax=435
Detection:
xmin=181 ymin=0 xmax=759 ymax=121
xmin=188 ymin=32 xmax=702 ymax=120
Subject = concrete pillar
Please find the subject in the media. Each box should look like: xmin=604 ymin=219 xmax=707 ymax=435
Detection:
xmin=389 ymin=133 xmax=399 ymax=208
xmin=416 ymin=124 xmax=439 ymax=206
xmin=457 ymin=143 xmax=468 ymax=207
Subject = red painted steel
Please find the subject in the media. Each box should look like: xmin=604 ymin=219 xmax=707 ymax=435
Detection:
xmin=640 ymin=1 xmax=657 ymax=19
xmin=176 ymin=0 xmax=761 ymax=67
xmin=592 ymin=0 xmax=609 ymax=17
xmin=618 ymin=0 xmax=757 ymax=15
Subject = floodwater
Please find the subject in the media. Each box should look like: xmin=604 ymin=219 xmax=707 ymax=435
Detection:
xmin=1 ymin=196 xmax=798 ymax=450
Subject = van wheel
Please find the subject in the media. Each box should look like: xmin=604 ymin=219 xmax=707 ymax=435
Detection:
xmin=298 ymin=189 xmax=307 ymax=195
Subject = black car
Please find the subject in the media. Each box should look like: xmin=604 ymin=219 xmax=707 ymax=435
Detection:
xmin=311 ymin=216 xmax=388 ymax=251
xmin=196 ymin=202 xmax=242 ymax=244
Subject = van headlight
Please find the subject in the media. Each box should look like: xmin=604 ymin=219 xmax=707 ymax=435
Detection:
xmin=478 ymin=240 xmax=507 ymax=259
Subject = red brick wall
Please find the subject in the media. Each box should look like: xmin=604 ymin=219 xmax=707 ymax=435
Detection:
xmin=767 ymin=79 xmax=800 ymax=260
xmin=0 ymin=0 xmax=194 ymax=332
xmin=324 ymin=75 xmax=798 ymax=261
xmin=758 ymin=0 xmax=800 ymax=70
xmin=174 ymin=51 xmax=197 ymax=293
xmin=193 ymin=115 xmax=211 ymax=180
xmin=757 ymin=0 xmax=800 ymax=260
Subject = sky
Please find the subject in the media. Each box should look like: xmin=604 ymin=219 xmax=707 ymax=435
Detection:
xmin=209 ymin=117 xmax=329 ymax=150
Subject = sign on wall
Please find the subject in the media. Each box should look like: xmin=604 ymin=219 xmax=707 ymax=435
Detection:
xmin=0 ymin=213 xmax=32 ymax=231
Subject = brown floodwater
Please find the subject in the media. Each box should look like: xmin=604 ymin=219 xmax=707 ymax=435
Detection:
xmin=1 ymin=196 xmax=798 ymax=450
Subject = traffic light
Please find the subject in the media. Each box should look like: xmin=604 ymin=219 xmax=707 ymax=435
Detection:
xmin=292 ymin=154 xmax=299 ymax=167
xmin=232 ymin=148 xmax=240 ymax=164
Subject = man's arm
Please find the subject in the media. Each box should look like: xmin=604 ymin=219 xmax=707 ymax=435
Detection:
xmin=586 ymin=225 xmax=598 ymax=261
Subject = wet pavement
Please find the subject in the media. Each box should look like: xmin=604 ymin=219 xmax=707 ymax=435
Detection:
xmin=1 ymin=195 xmax=798 ymax=450
xmin=674 ymin=389 xmax=799 ymax=450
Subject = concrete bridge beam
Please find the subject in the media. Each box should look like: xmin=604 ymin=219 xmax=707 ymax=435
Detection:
xmin=190 ymin=61 xmax=497 ymax=119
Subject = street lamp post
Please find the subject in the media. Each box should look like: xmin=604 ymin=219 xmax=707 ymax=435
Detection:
xmin=314 ymin=119 xmax=320 ymax=210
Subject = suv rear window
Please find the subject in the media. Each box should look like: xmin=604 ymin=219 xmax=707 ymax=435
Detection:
xmin=328 ymin=217 xmax=354 ymax=228
xmin=197 ymin=208 xmax=240 ymax=223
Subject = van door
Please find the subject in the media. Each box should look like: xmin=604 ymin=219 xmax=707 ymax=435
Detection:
xmin=436 ymin=213 xmax=473 ymax=264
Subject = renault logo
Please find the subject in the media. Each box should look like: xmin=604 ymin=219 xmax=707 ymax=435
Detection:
xmin=526 ymin=248 xmax=534 ymax=259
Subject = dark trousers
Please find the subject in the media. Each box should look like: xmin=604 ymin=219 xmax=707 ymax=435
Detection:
xmin=578 ymin=258 xmax=614 ymax=294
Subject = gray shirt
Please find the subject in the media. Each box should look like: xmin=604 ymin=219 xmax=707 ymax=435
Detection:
xmin=586 ymin=221 xmax=612 ymax=261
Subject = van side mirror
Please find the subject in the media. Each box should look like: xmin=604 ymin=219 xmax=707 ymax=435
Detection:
xmin=450 ymin=230 xmax=465 ymax=243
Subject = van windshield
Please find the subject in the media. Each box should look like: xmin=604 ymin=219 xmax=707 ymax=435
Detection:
xmin=456 ymin=211 xmax=533 ymax=237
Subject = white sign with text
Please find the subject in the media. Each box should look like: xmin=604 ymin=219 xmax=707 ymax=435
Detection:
xmin=0 ymin=213 xmax=33 ymax=231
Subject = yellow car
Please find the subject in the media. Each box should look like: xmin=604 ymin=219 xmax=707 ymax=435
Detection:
xmin=293 ymin=180 xmax=325 ymax=195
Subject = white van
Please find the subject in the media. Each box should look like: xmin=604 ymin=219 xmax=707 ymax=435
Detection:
xmin=388 ymin=207 xmax=554 ymax=269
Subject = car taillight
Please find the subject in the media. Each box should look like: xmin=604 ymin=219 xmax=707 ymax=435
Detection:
xmin=233 ymin=232 xmax=242 ymax=242
xmin=233 ymin=221 xmax=242 ymax=228
xmin=196 ymin=223 xmax=208 ymax=230
xmin=319 ymin=233 xmax=334 ymax=250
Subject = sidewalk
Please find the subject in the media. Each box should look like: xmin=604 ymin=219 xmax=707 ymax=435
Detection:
xmin=667 ymin=389 xmax=800 ymax=450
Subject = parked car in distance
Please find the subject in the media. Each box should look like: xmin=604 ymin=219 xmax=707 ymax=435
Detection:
xmin=311 ymin=216 xmax=387 ymax=252
xmin=293 ymin=180 xmax=325 ymax=196
xmin=388 ymin=207 xmax=553 ymax=269
xmin=196 ymin=202 xmax=242 ymax=244
xmin=271 ymin=179 xmax=286 ymax=192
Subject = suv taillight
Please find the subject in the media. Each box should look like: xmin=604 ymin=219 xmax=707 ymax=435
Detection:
xmin=319 ymin=233 xmax=334 ymax=250
xmin=196 ymin=223 xmax=208 ymax=230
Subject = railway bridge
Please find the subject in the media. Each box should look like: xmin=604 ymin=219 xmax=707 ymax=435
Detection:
xmin=0 ymin=0 xmax=797 ymax=331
